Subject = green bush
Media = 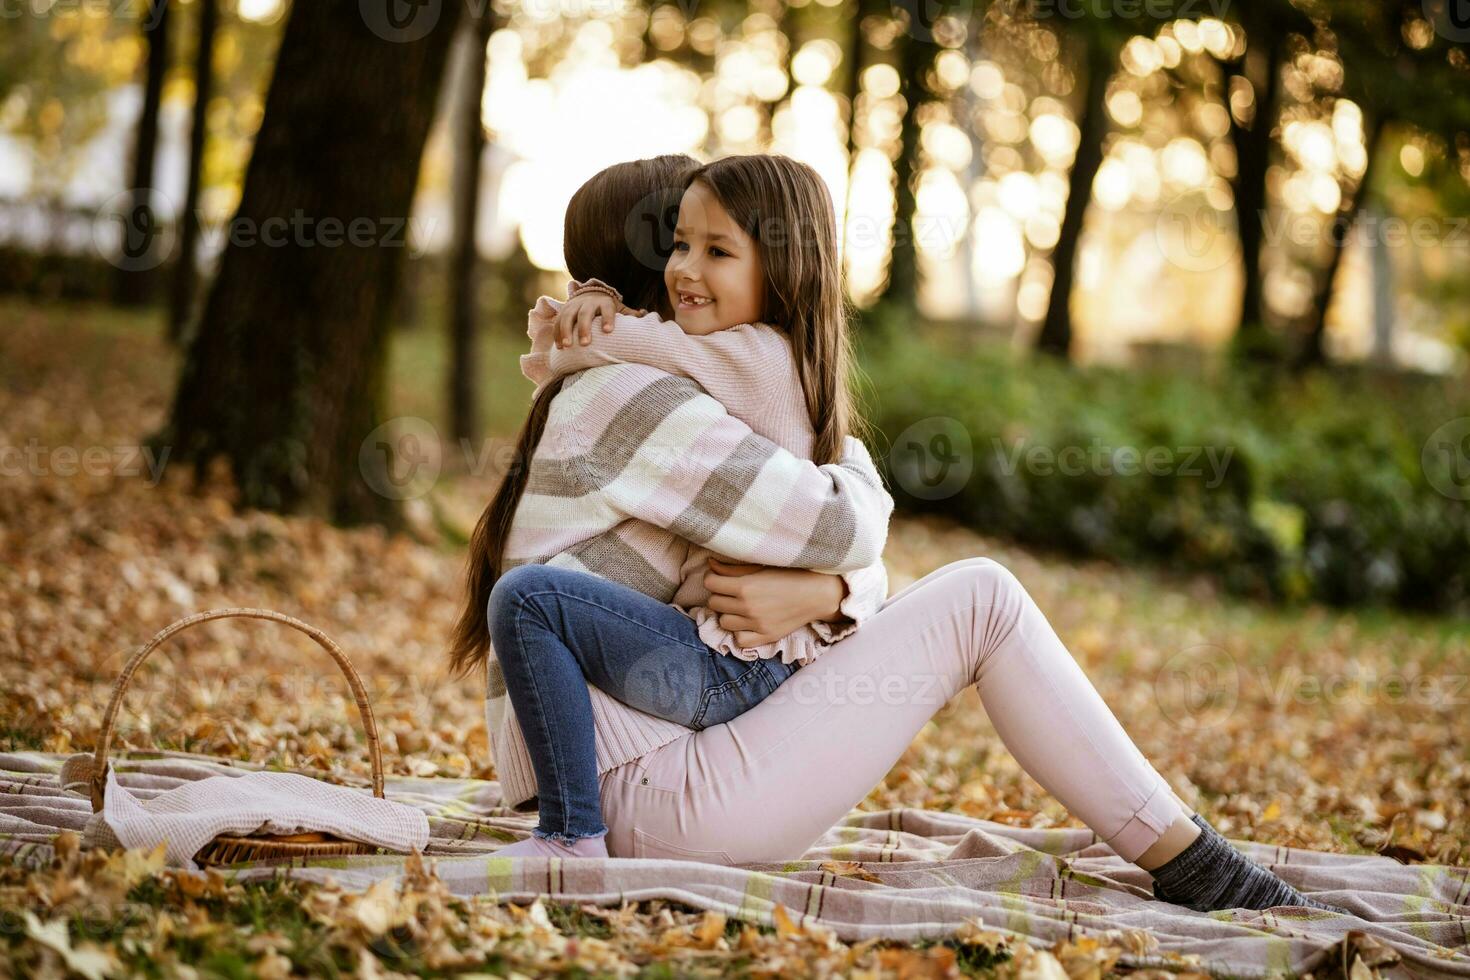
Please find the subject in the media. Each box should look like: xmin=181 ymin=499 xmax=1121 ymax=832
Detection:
xmin=856 ymin=328 xmax=1470 ymax=614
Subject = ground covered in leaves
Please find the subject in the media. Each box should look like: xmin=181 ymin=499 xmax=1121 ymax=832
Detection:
xmin=2 ymin=299 xmax=1467 ymax=977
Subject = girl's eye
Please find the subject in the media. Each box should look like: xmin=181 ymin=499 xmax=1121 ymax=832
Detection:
xmin=710 ymin=247 xmax=728 ymax=257
xmin=672 ymin=241 xmax=688 ymax=252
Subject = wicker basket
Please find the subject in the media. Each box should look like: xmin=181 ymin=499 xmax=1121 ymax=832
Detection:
xmin=87 ymin=607 xmax=388 ymax=867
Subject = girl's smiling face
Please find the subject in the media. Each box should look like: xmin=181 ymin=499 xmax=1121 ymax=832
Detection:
xmin=664 ymin=180 xmax=765 ymax=336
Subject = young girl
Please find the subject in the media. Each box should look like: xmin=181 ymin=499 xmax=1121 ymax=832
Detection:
xmin=524 ymin=265 xmax=889 ymax=667
xmin=447 ymin=154 xmax=894 ymax=858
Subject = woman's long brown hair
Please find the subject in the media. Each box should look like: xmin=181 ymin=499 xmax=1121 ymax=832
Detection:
xmin=446 ymin=153 xmax=866 ymax=679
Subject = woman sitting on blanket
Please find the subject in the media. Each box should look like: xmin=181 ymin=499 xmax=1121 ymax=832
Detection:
xmin=446 ymin=153 xmax=1348 ymax=916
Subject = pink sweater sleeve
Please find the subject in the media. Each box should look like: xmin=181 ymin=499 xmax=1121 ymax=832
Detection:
xmin=521 ymin=295 xmax=805 ymax=444
xmin=811 ymin=557 xmax=889 ymax=643
xmin=521 ymin=292 xmax=885 ymax=660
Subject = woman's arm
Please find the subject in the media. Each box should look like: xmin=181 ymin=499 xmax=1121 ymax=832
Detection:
xmin=562 ymin=365 xmax=892 ymax=573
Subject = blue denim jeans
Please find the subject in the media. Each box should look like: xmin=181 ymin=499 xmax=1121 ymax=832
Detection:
xmin=487 ymin=563 xmax=800 ymax=842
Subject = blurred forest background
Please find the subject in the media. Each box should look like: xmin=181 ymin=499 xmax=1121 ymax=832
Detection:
xmin=3 ymin=0 xmax=1469 ymax=615
xmin=4 ymin=5 xmax=1470 ymax=968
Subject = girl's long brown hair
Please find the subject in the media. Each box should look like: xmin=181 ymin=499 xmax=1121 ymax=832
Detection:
xmin=447 ymin=153 xmax=865 ymax=679
xmin=685 ymin=154 xmax=864 ymax=465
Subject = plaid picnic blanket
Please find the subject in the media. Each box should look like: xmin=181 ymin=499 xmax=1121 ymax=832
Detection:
xmin=2 ymin=750 xmax=1466 ymax=978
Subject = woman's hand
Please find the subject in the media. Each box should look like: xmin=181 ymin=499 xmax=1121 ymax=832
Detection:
xmin=554 ymin=292 xmax=646 ymax=348
xmin=703 ymin=556 xmax=849 ymax=648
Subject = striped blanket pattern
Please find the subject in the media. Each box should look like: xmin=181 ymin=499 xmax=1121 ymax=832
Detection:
xmin=2 ymin=751 xmax=1466 ymax=978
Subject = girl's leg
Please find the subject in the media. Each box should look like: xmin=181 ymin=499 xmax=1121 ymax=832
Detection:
xmin=486 ymin=562 xmax=796 ymax=846
xmin=601 ymin=557 xmax=1192 ymax=864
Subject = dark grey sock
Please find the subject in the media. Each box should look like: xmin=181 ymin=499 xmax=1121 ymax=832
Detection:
xmin=1150 ymin=814 xmax=1348 ymax=914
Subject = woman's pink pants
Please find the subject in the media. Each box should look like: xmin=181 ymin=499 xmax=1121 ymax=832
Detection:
xmin=598 ymin=557 xmax=1194 ymax=865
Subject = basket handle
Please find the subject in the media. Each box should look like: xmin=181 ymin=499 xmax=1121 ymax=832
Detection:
xmin=90 ymin=608 xmax=385 ymax=812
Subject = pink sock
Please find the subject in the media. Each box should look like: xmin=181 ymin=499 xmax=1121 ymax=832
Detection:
xmin=494 ymin=833 xmax=609 ymax=859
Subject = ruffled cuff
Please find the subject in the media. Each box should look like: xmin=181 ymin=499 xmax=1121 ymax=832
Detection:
xmin=809 ymin=618 xmax=857 ymax=645
xmin=520 ymin=295 xmax=566 ymax=390
xmin=682 ymin=564 xmax=888 ymax=667
xmin=811 ymin=559 xmax=888 ymax=644
xmin=685 ymin=605 xmax=834 ymax=667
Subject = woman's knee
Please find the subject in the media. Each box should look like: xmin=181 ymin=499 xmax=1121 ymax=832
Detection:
xmin=940 ymin=557 xmax=1025 ymax=603
xmin=925 ymin=558 xmax=1030 ymax=678
xmin=895 ymin=558 xmax=1027 ymax=628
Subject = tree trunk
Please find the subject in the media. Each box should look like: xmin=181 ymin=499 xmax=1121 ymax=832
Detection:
xmin=760 ymin=0 xmax=796 ymax=147
xmin=875 ymin=2 xmax=937 ymax=314
xmin=842 ymin=0 xmax=867 ymax=166
xmin=840 ymin=0 xmax=869 ymax=305
xmin=1226 ymin=27 xmax=1284 ymax=361
xmin=158 ymin=0 xmax=462 ymax=527
xmin=1294 ymin=113 xmax=1386 ymax=370
xmin=1368 ymin=201 xmax=1395 ymax=365
xmin=115 ymin=0 xmax=171 ymax=306
xmin=956 ymin=17 xmax=986 ymax=320
xmin=1036 ymin=34 xmax=1111 ymax=359
xmin=448 ymin=4 xmax=495 ymax=444
xmin=168 ymin=0 xmax=219 ymax=346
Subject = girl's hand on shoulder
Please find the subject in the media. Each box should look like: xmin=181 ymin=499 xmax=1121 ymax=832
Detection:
xmin=555 ymin=292 xmax=621 ymax=349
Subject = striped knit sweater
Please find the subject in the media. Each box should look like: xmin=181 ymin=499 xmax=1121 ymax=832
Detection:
xmin=521 ymin=293 xmax=891 ymax=662
xmin=486 ymin=294 xmax=894 ymax=810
